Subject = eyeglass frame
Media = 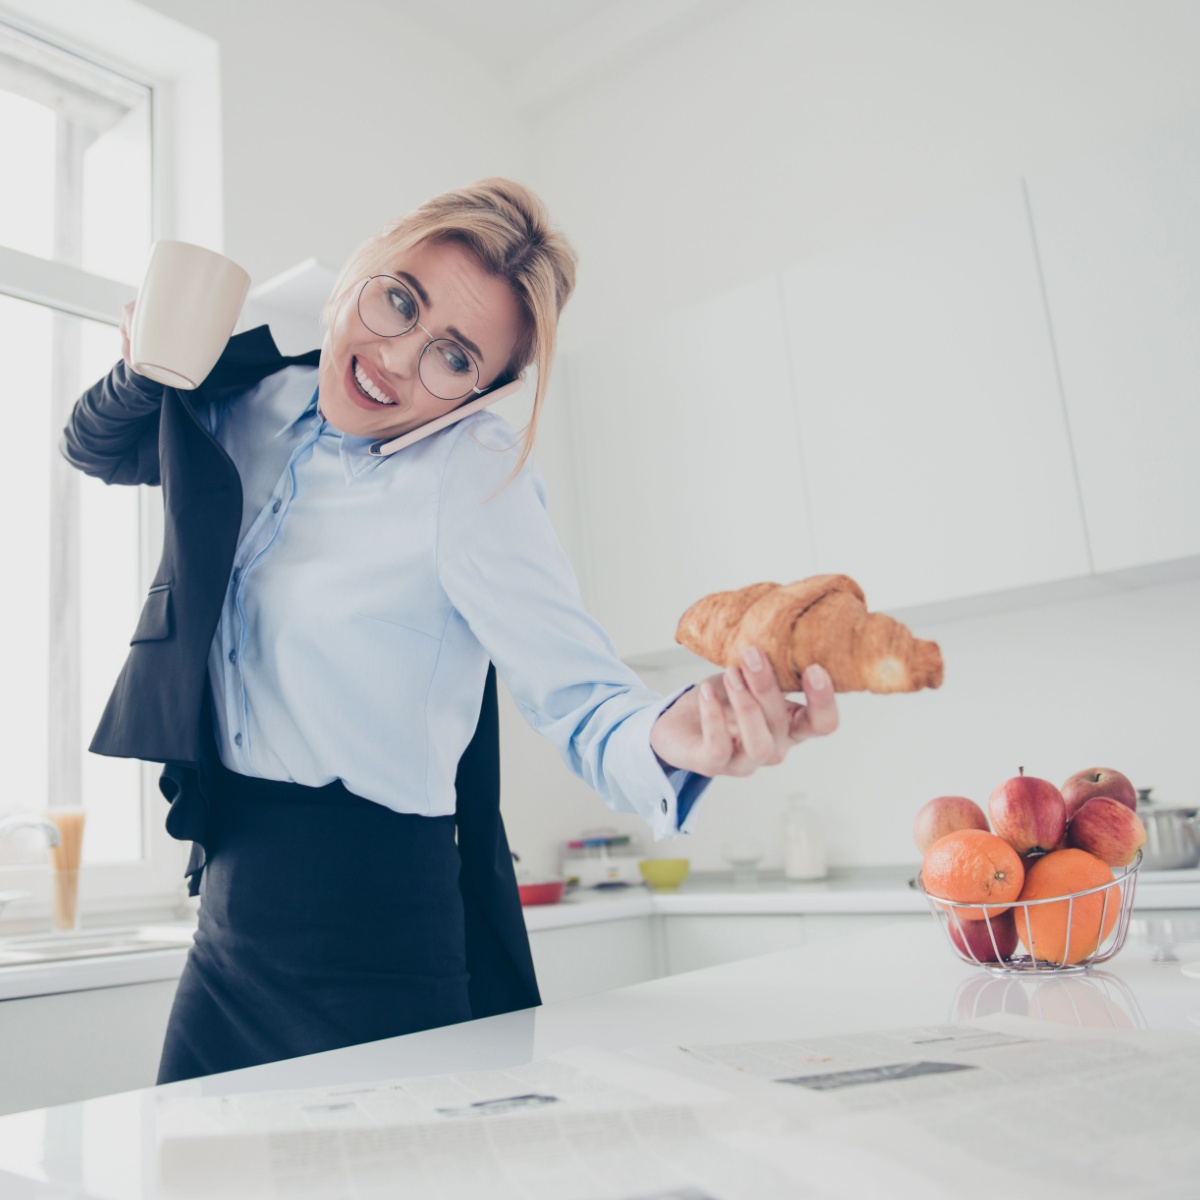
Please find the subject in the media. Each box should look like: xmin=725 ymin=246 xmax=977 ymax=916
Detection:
xmin=355 ymin=274 xmax=487 ymax=403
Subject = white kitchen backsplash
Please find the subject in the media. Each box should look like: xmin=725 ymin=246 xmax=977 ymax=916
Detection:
xmin=498 ymin=574 xmax=1200 ymax=880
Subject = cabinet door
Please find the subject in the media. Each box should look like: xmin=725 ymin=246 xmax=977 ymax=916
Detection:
xmin=568 ymin=276 xmax=816 ymax=660
xmin=782 ymin=180 xmax=1090 ymax=611
xmin=1025 ymin=111 xmax=1200 ymax=572
xmin=662 ymin=915 xmax=806 ymax=975
xmin=528 ymin=918 xmax=657 ymax=1004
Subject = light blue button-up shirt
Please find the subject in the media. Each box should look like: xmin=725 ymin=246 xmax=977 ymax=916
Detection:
xmin=202 ymin=364 xmax=708 ymax=840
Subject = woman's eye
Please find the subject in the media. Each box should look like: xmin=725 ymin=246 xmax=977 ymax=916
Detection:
xmin=386 ymin=287 xmax=417 ymax=323
xmin=438 ymin=343 xmax=472 ymax=375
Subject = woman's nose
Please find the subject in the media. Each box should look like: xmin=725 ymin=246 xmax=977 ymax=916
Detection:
xmin=376 ymin=330 xmax=424 ymax=380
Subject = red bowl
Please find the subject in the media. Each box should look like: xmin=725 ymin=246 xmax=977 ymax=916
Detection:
xmin=518 ymin=881 xmax=566 ymax=906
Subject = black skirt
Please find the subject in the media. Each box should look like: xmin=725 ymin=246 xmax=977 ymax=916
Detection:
xmin=156 ymin=766 xmax=475 ymax=1084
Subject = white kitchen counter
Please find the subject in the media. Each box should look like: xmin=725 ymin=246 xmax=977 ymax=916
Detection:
xmin=527 ymin=865 xmax=1200 ymax=925
xmin=2 ymin=865 xmax=1197 ymax=1001
xmin=1 ymin=916 xmax=1198 ymax=1198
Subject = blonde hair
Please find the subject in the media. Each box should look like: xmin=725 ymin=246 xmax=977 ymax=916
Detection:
xmin=321 ymin=178 xmax=577 ymax=479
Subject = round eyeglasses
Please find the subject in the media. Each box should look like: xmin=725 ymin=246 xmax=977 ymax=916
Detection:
xmin=356 ymin=275 xmax=483 ymax=402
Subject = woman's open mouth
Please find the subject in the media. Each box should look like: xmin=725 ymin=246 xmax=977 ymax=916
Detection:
xmin=346 ymin=356 xmax=398 ymax=409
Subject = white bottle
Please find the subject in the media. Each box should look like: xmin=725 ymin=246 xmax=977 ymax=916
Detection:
xmin=782 ymin=793 xmax=827 ymax=881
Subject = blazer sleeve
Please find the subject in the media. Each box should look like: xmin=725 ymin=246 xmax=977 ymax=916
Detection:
xmin=60 ymin=360 xmax=166 ymax=487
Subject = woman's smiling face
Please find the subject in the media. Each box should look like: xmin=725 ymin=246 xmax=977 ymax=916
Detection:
xmin=318 ymin=238 xmax=524 ymax=440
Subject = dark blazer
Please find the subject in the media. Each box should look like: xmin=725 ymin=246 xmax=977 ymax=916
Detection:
xmin=62 ymin=326 xmax=540 ymax=1019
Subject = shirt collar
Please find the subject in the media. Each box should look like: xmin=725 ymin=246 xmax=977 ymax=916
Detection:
xmin=276 ymin=387 xmax=390 ymax=480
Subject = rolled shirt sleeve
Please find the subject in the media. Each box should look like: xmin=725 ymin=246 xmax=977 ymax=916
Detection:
xmin=435 ymin=415 xmax=711 ymax=840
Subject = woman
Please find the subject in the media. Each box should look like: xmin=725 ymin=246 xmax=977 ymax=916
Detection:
xmin=63 ymin=179 xmax=838 ymax=1084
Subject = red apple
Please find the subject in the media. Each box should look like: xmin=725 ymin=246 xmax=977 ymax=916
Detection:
xmin=948 ymin=909 xmax=1019 ymax=963
xmin=913 ymin=796 xmax=989 ymax=855
xmin=1060 ymin=768 xmax=1137 ymax=820
xmin=988 ymin=769 xmax=1067 ymax=857
xmin=1067 ymin=796 xmax=1146 ymax=867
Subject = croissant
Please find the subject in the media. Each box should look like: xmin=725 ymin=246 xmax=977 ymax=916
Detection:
xmin=675 ymin=574 xmax=944 ymax=694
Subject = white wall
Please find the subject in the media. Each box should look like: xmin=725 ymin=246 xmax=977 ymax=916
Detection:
xmin=121 ymin=1 xmax=1200 ymax=880
xmin=633 ymin=575 xmax=1200 ymax=874
xmin=511 ymin=0 xmax=1200 ymax=876
xmin=135 ymin=0 xmax=529 ymax=284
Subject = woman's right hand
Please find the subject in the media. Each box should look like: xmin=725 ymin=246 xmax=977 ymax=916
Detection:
xmin=119 ymin=299 xmax=136 ymax=369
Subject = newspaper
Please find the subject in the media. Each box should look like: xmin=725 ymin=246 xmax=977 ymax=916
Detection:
xmin=156 ymin=1046 xmax=738 ymax=1137
xmin=156 ymin=1020 xmax=1200 ymax=1200
xmin=631 ymin=1017 xmax=1200 ymax=1200
xmin=156 ymin=1046 xmax=830 ymax=1200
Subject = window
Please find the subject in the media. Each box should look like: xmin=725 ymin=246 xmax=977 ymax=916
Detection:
xmin=1 ymin=22 xmax=150 ymax=866
xmin=0 ymin=3 xmax=221 ymax=920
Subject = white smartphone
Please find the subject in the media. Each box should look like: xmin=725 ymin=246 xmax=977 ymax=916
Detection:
xmin=368 ymin=378 xmax=526 ymax=457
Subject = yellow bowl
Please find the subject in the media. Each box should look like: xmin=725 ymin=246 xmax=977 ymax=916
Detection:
xmin=638 ymin=858 xmax=690 ymax=890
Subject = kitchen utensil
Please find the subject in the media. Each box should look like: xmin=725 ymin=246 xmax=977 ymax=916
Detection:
xmin=1135 ymin=788 xmax=1200 ymax=870
xmin=638 ymin=858 xmax=690 ymax=890
xmin=915 ymin=852 xmax=1140 ymax=974
xmin=130 ymin=241 xmax=251 ymax=388
xmin=517 ymin=881 xmax=566 ymax=906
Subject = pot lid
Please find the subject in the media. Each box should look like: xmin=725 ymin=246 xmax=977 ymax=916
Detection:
xmin=1138 ymin=788 xmax=1198 ymax=814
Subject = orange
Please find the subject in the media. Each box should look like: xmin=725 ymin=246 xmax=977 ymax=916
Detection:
xmin=1014 ymin=849 xmax=1118 ymax=966
xmin=921 ymin=829 xmax=1025 ymax=920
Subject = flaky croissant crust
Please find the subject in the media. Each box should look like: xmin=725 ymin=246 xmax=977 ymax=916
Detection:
xmin=675 ymin=574 xmax=943 ymax=694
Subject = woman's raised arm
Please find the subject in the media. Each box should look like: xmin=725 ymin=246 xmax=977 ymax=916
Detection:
xmin=60 ymin=301 xmax=165 ymax=487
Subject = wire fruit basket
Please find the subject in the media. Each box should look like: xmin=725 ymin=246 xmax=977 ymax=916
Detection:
xmin=914 ymin=851 xmax=1141 ymax=975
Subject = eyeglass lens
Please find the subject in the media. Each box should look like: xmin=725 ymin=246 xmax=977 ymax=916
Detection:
xmin=357 ymin=276 xmax=480 ymax=401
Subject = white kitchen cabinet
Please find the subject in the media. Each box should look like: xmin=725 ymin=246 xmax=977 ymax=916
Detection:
xmin=1024 ymin=110 xmax=1200 ymax=574
xmin=801 ymin=914 xmax=923 ymax=947
xmin=528 ymin=917 xmax=658 ymax=1003
xmin=0 ymin=980 xmax=177 ymax=1116
xmin=661 ymin=913 xmax=921 ymax=976
xmin=566 ymin=276 xmax=816 ymax=660
xmin=662 ymin=915 xmax=806 ymax=975
xmin=780 ymin=179 xmax=1091 ymax=612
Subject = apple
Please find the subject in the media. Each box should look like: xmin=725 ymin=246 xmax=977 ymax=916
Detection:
xmin=948 ymin=909 xmax=1019 ymax=963
xmin=913 ymin=796 xmax=989 ymax=855
xmin=1067 ymin=796 xmax=1146 ymax=867
xmin=1061 ymin=768 xmax=1137 ymax=820
xmin=988 ymin=769 xmax=1067 ymax=857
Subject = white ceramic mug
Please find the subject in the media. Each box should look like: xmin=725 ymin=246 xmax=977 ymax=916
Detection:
xmin=129 ymin=241 xmax=251 ymax=389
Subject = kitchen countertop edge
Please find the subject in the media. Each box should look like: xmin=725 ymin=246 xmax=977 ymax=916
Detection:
xmin=2 ymin=869 xmax=1197 ymax=1001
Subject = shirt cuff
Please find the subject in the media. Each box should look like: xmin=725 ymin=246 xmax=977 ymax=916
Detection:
xmin=647 ymin=683 xmax=713 ymax=838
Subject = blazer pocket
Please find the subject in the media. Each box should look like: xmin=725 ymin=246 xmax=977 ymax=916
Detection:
xmin=130 ymin=584 xmax=173 ymax=644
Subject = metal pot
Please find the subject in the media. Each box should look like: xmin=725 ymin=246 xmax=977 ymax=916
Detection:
xmin=1136 ymin=788 xmax=1200 ymax=870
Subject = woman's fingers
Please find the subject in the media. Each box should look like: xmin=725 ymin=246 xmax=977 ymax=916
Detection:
xmin=698 ymin=680 xmax=734 ymax=769
xmin=724 ymin=663 xmax=784 ymax=765
xmin=692 ymin=656 xmax=839 ymax=777
xmin=787 ymin=664 xmax=839 ymax=742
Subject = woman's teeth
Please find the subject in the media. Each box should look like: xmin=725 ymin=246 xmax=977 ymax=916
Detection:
xmin=353 ymin=359 xmax=396 ymax=405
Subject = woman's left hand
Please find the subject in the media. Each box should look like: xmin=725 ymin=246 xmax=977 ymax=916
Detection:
xmin=649 ymin=647 xmax=839 ymax=778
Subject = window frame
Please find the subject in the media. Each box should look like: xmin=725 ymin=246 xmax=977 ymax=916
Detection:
xmin=0 ymin=0 xmax=222 ymax=925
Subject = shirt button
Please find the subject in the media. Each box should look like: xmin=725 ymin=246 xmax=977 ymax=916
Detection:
xmin=661 ymin=798 xmax=669 ymax=814
xmin=228 ymin=649 xmax=237 ymax=664
xmin=272 ymin=499 xmax=282 ymax=513
xmin=232 ymin=568 xmax=241 ymax=584
xmin=234 ymin=732 xmax=243 ymax=747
